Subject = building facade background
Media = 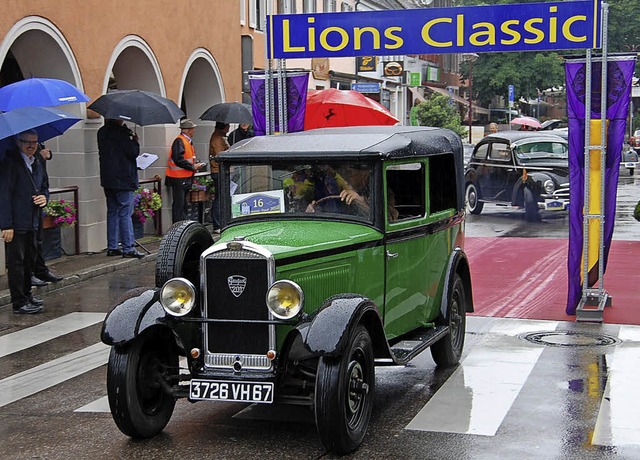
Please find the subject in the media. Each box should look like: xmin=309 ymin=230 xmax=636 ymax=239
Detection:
xmin=0 ymin=0 xmax=465 ymax=274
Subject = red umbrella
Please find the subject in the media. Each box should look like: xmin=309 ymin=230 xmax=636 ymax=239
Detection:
xmin=510 ymin=116 xmax=542 ymax=130
xmin=304 ymin=88 xmax=399 ymax=129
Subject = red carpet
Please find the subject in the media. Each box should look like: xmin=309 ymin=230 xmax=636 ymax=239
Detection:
xmin=466 ymin=237 xmax=640 ymax=325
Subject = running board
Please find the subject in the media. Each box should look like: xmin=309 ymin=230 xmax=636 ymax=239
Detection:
xmin=378 ymin=325 xmax=450 ymax=366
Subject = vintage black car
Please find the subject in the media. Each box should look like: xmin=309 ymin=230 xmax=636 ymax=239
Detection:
xmin=464 ymin=131 xmax=570 ymax=221
xmin=101 ymin=126 xmax=474 ymax=455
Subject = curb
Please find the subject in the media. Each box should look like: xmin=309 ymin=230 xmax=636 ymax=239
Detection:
xmin=0 ymin=253 xmax=158 ymax=308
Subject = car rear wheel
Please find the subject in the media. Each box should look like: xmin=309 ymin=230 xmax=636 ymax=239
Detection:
xmin=431 ymin=274 xmax=466 ymax=367
xmin=523 ymin=187 xmax=541 ymax=222
xmin=155 ymin=221 xmax=214 ymax=287
xmin=315 ymin=325 xmax=374 ymax=455
xmin=106 ymin=332 xmax=178 ymax=438
xmin=465 ymin=182 xmax=483 ymax=215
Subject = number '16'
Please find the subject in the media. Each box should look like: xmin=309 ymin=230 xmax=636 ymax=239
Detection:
xmin=253 ymin=199 xmax=264 ymax=207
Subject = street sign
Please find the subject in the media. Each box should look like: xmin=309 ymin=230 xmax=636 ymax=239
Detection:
xmin=508 ymin=85 xmax=514 ymax=108
xmin=351 ymin=83 xmax=381 ymax=93
xmin=409 ymin=73 xmax=421 ymax=87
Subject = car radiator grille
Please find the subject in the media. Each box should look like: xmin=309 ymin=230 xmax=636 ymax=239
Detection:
xmin=203 ymin=248 xmax=273 ymax=371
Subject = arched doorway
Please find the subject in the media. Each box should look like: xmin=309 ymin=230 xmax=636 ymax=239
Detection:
xmin=179 ymin=49 xmax=225 ymax=156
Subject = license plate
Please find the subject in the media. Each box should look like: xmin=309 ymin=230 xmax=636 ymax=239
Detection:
xmin=625 ymin=162 xmax=636 ymax=168
xmin=189 ymin=379 xmax=274 ymax=403
xmin=545 ymin=199 xmax=565 ymax=211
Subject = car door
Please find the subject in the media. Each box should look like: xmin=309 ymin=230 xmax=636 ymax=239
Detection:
xmin=481 ymin=141 xmax=513 ymax=200
xmin=383 ymin=157 xmax=452 ymax=340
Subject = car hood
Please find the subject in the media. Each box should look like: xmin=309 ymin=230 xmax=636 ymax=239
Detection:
xmin=519 ymin=158 xmax=569 ymax=174
xmin=218 ymin=221 xmax=382 ymax=260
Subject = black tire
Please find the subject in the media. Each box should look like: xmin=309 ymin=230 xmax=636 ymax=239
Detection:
xmin=431 ymin=274 xmax=467 ymax=368
xmin=465 ymin=182 xmax=483 ymax=215
xmin=155 ymin=221 xmax=214 ymax=287
xmin=523 ymin=187 xmax=541 ymax=222
xmin=629 ymin=168 xmax=634 ymax=176
xmin=315 ymin=325 xmax=374 ymax=455
xmin=106 ymin=332 xmax=178 ymax=438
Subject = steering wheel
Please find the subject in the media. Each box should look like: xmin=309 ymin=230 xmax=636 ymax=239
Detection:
xmin=305 ymin=195 xmax=343 ymax=213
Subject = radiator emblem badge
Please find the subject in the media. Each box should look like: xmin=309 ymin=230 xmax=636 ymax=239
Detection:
xmin=228 ymin=275 xmax=247 ymax=297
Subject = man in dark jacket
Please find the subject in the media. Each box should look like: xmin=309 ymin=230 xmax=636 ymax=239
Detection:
xmin=0 ymin=129 xmax=49 ymax=314
xmin=97 ymin=118 xmax=144 ymax=258
xmin=227 ymin=123 xmax=253 ymax=146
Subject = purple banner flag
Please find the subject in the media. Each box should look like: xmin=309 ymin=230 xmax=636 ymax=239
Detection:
xmin=249 ymin=72 xmax=309 ymax=136
xmin=565 ymin=58 xmax=636 ymax=315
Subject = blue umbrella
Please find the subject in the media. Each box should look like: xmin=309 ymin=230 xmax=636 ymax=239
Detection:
xmin=0 ymin=106 xmax=81 ymax=159
xmin=0 ymin=78 xmax=89 ymax=111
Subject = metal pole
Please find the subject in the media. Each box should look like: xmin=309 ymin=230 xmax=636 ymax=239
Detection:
xmin=468 ymin=60 xmax=473 ymax=143
xmin=581 ymin=49 xmax=592 ymax=304
xmin=597 ymin=3 xmax=609 ymax=295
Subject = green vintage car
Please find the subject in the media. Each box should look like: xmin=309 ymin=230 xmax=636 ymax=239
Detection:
xmin=101 ymin=126 xmax=474 ymax=455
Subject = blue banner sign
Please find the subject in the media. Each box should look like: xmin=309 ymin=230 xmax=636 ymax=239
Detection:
xmin=267 ymin=0 xmax=601 ymax=59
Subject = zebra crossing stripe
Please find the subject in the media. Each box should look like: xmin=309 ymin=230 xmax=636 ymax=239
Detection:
xmin=0 ymin=312 xmax=106 ymax=359
xmin=592 ymin=325 xmax=640 ymax=447
xmin=0 ymin=342 xmax=109 ymax=408
xmin=75 ymin=396 xmax=109 ymax=413
xmin=405 ymin=318 xmax=557 ymax=436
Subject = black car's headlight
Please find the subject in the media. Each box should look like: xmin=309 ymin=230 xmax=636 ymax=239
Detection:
xmin=266 ymin=280 xmax=304 ymax=320
xmin=544 ymin=179 xmax=555 ymax=194
xmin=160 ymin=277 xmax=196 ymax=316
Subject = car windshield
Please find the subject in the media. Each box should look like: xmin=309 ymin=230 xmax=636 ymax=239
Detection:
xmin=225 ymin=161 xmax=374 ymax=223
xmin=513 ymin=141 xmax=568 ymax=160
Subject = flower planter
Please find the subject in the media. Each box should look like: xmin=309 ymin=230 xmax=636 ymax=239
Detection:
xmin=188 ymin=190 xmax=210 ymax=202
xmin=42 ymin=215 xmax=56 ymax=229
xmin=42 ymin=227 xmax=62 ymax=260
xmin=132 ymin=218 xmax=145 ymax=240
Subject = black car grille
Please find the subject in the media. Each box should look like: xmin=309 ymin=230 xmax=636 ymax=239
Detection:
xmin=203 ymin=247 xmax=273 ymax=370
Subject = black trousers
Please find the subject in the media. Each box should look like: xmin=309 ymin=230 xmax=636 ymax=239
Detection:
xmin=171 ymin=184 xmax=190 ymax=224
xmin=6 ymin=231 xmax=37 ymax=308
xmin=33 ymin=217 xmax=49 ymax=278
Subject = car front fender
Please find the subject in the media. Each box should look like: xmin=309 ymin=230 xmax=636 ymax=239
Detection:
xmin=438 ymin=247 xmax=474 ymax=323
xmin=100 ymin=287 xmax=172 ymax=347
xmin=286 ymin=295 xmax=389 ymax=361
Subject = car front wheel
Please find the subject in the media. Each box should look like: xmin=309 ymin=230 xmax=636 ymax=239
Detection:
xmin=315 ymin=325 xmax=374 ymax=455
xmin=465 ymin=182 xmax=484 ymax=215
xmin=106 ymin=332 xmax=178 ymax=438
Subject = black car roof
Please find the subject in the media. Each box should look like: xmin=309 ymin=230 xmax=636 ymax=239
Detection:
xmin=218 ymin=126 xmax=462 ymax=162
xmin=478 ymin=131 xmax=567 ymax=146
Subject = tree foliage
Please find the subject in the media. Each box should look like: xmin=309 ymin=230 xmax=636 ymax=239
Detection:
xmin=460 ymin=52 xmax=565 ymax=107
xmin=454 ymin=0 xmax=640 ymax=107
xmin=607 ymin=0 xmax=640 ymax=53
xmin=414 ymin=94 xmax=467 ymax=137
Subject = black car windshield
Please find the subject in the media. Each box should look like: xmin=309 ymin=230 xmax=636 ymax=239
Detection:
xmin=226 ymin=161 xmax=374 ymax=223
xmin=513 ymin=141 xmax=568 ymax=160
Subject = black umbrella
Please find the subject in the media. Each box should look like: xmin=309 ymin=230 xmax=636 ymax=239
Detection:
xmin=88 ymin=89 xmax=184 ymax=126
xmin=200 ymin=102 xmax=252 ymax=124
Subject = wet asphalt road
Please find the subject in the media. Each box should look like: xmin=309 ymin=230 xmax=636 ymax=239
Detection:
xmin=0 ymin=173 xmax=639 ymax=459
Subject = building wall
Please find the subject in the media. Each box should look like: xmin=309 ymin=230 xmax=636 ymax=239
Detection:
xmin=0 ymin=1 xmax=243 ymax=255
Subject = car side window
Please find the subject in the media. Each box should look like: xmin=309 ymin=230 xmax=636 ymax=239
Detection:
xmin=429 ymin=153 xmax=457 ymax=214
xmin=472 ymin=143 xmax=489 ymax=160
xmin=489 ymin=144 xmax=511 ymax=161
xmin=386 ymin=163 xmax=425 ymax=221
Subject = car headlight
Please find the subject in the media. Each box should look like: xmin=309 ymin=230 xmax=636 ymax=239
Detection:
xmin=544 ymin=179 xmax=555 ymax=194
xmin=160 ymin=277 xmax=196 ymax=316
xmin=266 ymin=280 xmax=304 ymax=320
